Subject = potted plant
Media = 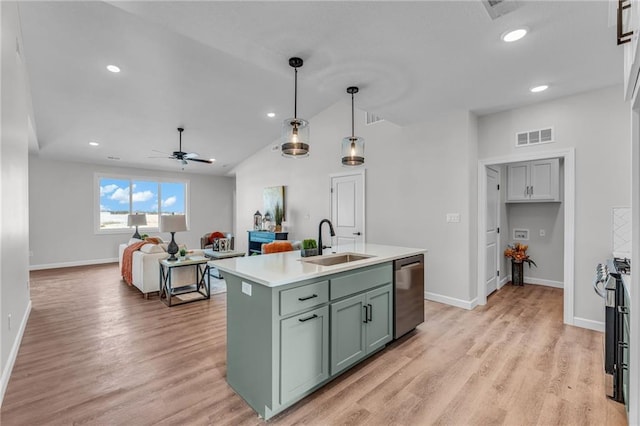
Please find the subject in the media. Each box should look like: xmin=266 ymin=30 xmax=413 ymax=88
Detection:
xmin=504 ymin=243 xmax=536 ymax=286
xmin=301 ymin=239 xmax=318 ymax=257
xmin=274 ymin=203 xmax=284 ymax=232
xmin=179 ymin=247 xmax=188 ymax=261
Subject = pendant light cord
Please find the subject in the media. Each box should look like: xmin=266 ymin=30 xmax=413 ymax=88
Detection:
xmin=351 ymin=92 xmax=355 ymax=138
xmin=294 ymin=67 xmax=298 ymax=119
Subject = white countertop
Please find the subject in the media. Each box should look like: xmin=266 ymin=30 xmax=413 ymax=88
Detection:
xmin=210 ymin=243 xmax=426 ymax=287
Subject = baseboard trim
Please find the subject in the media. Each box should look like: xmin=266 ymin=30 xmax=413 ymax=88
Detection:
xmin=425 ymin=292 xmax=476 ymax=310
xmin=573 ymin=316 xmax=605 ymax=332
xmin=507 ymin=275 xmax=563 ymax=289
xmin=30 ymin=257 xmax=118 ymax=271
xmin=524 ymin=276 xmax=564 ymax=288
xmin=0 ymin=300 xmax=32 ymax=407
xmin=497 ymin=276 xmax=509 ymax=289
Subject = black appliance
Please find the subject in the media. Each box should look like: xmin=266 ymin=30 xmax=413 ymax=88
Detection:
xmin=593 ymin=257 xmax=630 ymax=402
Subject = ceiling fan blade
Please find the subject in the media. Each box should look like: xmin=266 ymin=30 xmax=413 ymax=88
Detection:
xmin=187 ymin=158 xmax=214 ymax=164
xmin=185 ymin=152 xmax=199 ymax=159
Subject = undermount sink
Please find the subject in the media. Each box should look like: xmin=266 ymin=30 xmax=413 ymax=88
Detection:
xmin=300 ymin=252 xmax=374 ymax=266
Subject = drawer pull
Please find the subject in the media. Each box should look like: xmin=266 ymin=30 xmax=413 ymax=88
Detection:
xmin=618 ymin=306 xmax=629 ymax=315
xmin=298 ymin=314 xmax=318 ymax=322
xmin=298 ymin=294 xmax=318 ymax=301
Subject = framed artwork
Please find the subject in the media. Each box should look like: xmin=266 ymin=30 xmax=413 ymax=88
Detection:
xmin=263 ymin=186 xmax=285 ymax=224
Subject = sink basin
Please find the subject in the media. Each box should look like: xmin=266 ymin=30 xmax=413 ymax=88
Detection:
xmin=300 ymin=252 xmax=374 ymax=266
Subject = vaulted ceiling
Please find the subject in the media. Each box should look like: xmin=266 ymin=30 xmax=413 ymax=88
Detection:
xmin=19 ymin=1 xmax=622 ymax=175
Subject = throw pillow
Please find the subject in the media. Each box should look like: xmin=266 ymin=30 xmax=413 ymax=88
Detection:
xmin=140 ymin=244 xmax=164 ymax=254
xmin=128 ymin=238 xmax=143 ymax=246
xmin=208 ymin=231 xmax=226 ymax=244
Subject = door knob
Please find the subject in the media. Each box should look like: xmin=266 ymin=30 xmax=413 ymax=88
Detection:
xmin=353 ymin=232 xmax=361 ymax=236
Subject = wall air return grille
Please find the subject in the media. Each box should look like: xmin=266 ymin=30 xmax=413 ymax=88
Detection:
xmin=515 ymin=127 xmax=554 ymax=147
xmin=365 ymin=112 xmax=384 ymax=125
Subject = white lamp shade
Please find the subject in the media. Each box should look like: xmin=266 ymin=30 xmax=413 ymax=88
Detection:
xmin=160 ymin=214 xmax=187 ymax=233
xmin=127 ymin=214 xmax=147 ymax=226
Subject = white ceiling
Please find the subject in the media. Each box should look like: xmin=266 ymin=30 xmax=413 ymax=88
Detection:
xmin=19 ymin=1 xmax=622 ymax=176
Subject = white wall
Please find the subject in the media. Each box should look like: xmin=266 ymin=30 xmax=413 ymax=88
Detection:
xmin=29 ymin=156 xmax=235 ymax=268
xmin=1 ymin=1 xmax=33 ymax=403
xmin=234 ymin=100 xmax=478 ymax=306
xmin=478 ymin=85 xmax=630 ymax=323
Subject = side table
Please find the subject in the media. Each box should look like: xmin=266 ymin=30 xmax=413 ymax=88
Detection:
xmin=159 ymin=256 xmax=210 ymax=307
xmin=203 ymin=249 xmax=245 ymax=279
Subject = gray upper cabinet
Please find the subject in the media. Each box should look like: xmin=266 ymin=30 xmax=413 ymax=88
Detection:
xmin=280 ymin=305 xmax=329 ymax=405
xmin=506 ymin=158 xmax=560 ymax=203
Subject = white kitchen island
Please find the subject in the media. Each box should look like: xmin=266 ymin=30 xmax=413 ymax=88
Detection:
xmin=211 ymin=243 xmax=425 ymax=420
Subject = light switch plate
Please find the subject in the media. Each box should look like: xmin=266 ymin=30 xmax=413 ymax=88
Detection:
xmin=446 ymin=213 xmax=460 ymax=223
xmin=242 ymin=281 xmax=252 ymax=296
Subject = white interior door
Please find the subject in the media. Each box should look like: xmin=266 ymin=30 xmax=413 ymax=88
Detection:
xmin=485 ymin=167 xmax=499 ymax=296
xmin=331 ymin=172 xmax=365 ymax=250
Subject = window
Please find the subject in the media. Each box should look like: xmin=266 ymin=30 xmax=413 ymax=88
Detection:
xmin=96 ymin=174 xmax=188 ymax=233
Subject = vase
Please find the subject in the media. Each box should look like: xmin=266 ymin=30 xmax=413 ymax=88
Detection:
xmin=511 ymin=260 xmax=524 ymax=286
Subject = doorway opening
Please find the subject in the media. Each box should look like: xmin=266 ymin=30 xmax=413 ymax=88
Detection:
xmin=477 ymin=148 xmax=575 ymax=326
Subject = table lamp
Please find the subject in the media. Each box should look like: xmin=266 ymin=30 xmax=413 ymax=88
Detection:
xmin=127 ymin=213 xmax=147 ymax=239
xmin=160 ymin=214 xmax=187 ymax=261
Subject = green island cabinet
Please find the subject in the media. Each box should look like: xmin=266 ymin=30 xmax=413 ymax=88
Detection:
xmin=225 ymin=262 xmax=393 ymax=420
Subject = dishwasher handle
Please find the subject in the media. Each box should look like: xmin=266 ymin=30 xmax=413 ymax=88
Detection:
xmin=394 ymin=255 xmax=424 ymax=271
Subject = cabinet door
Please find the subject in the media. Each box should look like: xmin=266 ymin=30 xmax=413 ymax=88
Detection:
xmin=330 ymin=294 xmax=366 ymax=375
xmin=507 ymin=162 xmax=529 ymax=201
xmin=529 ymin=159 xmax=559 ymax=201
xmin=280 ymin=306 xmax=329 ymax=404
xmin=365 ymin=284 xmax=393 ymax=353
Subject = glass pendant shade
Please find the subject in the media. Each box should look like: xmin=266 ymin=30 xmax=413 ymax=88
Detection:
xmin=281 ymin=57 xmax=309 ymax=158
xmin=341 ymin=136 xmax=365 ymax=166
xmin=281 ymin=117 xmax=309 ymax=157
xmin=342 ymin=86 xmax=364 ymax=166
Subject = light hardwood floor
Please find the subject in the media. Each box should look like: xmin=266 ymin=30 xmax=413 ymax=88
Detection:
xmin=1 ymin=264 xmax=627 ymax=425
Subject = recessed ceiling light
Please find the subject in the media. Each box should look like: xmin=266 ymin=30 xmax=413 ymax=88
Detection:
xmin=267 ymin=112 xmax=276 ymax=118
xmin=106 ymin=65 xmax=120 ymax=73
xmin=530 ymin=84 xmax=549 ymax=93
xmin=501 ymin=28 xmax=528 ymax=43
xmin=89 ymin=141 xmax=99 ymax=146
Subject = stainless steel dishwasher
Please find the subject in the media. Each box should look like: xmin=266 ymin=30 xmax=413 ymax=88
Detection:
xmin=393 ymin=254 xmax=425 ymax=339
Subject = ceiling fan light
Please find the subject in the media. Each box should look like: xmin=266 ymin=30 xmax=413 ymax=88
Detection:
xmin=281 ymin=57 xmax=309 ymax=158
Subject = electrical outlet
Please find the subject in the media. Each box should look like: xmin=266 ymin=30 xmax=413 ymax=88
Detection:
xmin=29 ymin=251 xmax=33 ymax=257
xmin=242 ymin=281 xmax=252 ymax=296
xmin=539 ymin=229 xmax=546 ymax=237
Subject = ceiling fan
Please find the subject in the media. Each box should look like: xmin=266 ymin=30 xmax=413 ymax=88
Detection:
xmin=152 ymin=127 xmax=213 ymax=165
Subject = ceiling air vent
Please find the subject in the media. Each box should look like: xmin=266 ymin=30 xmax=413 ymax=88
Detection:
xmin=482 ymin=0 xmax=519 ymax=20
xmin=515 ymin=127 xmax=554 ymax=147
xmin=365 ymin=111 xmax=384 ymax=125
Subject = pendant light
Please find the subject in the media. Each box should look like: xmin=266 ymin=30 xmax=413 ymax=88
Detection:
xmin=281 ymin=57 xmax=309 ymax=157
xmin=342 ymin=86 xmax=365 ymax=166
